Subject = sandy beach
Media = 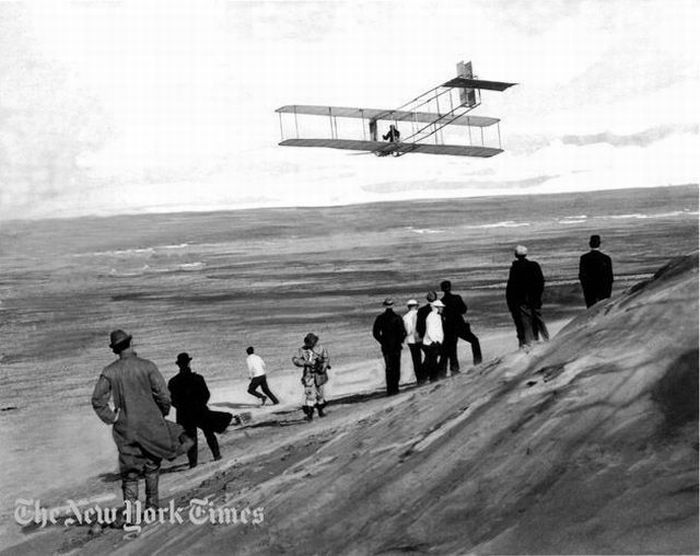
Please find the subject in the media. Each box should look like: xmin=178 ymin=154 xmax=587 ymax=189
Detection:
xmin=2 ymin=321 xmax=570 ymax=553
xmin=1 ymin=186 xmax=697 ymax=553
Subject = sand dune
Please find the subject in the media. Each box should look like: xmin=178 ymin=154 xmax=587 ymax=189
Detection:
xmin=8 ymin=252 xmax=697 ymax=554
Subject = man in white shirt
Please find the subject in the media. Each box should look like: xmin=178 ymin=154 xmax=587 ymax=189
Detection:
xmin=422 ymin=300 xmax=445 ymax=382
xmin=246 ymin=347 xmax=279 ymax=405
xmin=403 ymin=299 xmax=426 ymax=385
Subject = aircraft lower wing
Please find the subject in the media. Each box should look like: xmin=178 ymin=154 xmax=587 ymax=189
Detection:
xmin=279 ymin=138 xmax=502 ymax=157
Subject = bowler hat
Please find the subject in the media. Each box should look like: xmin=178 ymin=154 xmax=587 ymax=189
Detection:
xmin=382 ymin=298 xmax=394 ymax=306
xmin=176 ymin=352 xmax=192 ymax=365
xmin=109 ymin=329 xmax=132 ymax=348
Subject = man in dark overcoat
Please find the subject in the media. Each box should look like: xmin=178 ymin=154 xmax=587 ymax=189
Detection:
xmin=168 ymin=352 xmax=226 ymax=468
xmin=372 ymin=298 xmax=407 ymax=395
xmin=506 ymin=246 xmax=549 ymax=348
xmin=579 ymin=234 xmax=614 ymax=308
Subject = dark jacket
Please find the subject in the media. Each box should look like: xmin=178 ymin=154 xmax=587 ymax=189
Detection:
xmin=506 ymin=258 xmax=545 ymax=310
xmin=416 ymin=303 xmax=432 ymax=340
xmin=168 ymin=370 xmax=210 ymax=427
xmin=441 ymin=292 xmax=468 ymax=334
xmin=92 ymin=351 xmax=181 ymax=460
xmin=373 ymin=309 xmax=406 ymax=353
xmin=579 ymin=250 xmax=613 ymax=300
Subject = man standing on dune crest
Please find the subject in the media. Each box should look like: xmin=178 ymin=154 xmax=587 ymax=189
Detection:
xmin=506 ymin=246 xmax=549 ymax=349
xmin=92 ymin=330 xmax=190 ymax=519
xmin=579 ymin=234 xmax=614 ymax=308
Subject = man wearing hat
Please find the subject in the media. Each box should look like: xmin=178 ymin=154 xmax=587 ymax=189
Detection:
xmin=440 ymin=279 xmax=482 ymax=374
xmin=579 ymin=234 xmax=614 ymax=308
xmin=292 ymin=333 xmax=330 ymax=420
xmin=423 ymin=299 xmax=445 ymax=381
xmin=168 ymin=352 xmax=227 ymax=468
xmin=92 ymin=330 xmax=188 ymax=514
xmin=402 ymin=299 xmax=426 ymax=385
xmin=373 ymin=298 xmax=407 ymax=395
xmin=506 ymin=245 xmax=548 ymax=348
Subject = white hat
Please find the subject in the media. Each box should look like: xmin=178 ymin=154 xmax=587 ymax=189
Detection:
xmin=407 ymin=299 xmax=418 ymax=306
xmin=431 ymin=300 xmax=445 ymax=308
xmin=515 ymin=245 xmax=528 ymax=256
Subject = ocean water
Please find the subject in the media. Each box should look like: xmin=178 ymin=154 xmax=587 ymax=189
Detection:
xmin=0 ymin=185 xmax=697 ymax=512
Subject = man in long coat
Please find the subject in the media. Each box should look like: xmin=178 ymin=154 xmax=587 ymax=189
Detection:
xmin=168 ymin=352 xmax=225 ymax=468
xmin=506 ymin=246 xmax=549 ymax=349
xmin=372 ymin=298 xmax=407 ymax=395
xmin=579 ymin=234 xmax=614 ymax=307
xmin=92 ymin=330 xmax=187 ymax=512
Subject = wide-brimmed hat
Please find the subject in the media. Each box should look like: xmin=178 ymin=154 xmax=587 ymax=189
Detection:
xmin=382 ymin=298 xmax=394 ymax=306
xmin=304 ymin=333 xmax=319 ymax=346
xmin=431 ymin=300 xmax=445 ymax=308
xmin=109 ymin=329 xmax=132 ymax=348
xmin=426 ymin=291 xmax=438 ymax=302
xmin=176 ymin=352 xmax=192 ymax=365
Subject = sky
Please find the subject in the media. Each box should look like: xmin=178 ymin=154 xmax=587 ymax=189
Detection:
xmin=0 ymin=0 xmax=698 ymax=220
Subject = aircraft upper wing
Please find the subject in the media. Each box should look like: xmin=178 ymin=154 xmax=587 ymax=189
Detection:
xmin=276 ymin=105 xmax=499 ymax=127
xmin=279 ymin=138 xmax=502 ymax=158
xmin=441 ymin=78 xmax=517 ymax=91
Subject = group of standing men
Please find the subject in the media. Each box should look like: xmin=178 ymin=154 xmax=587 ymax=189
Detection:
xmin=506 ymin=235 xmax=613 ymax=349
xmin=375 ymin=235 xmax=614 ymax=392
xmin=91 ymin=235 xmax=613 ymax=523
xmin=373 ymin=280 xmax=483 ymax=395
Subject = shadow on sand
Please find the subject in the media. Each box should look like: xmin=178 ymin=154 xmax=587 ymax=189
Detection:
xmin=212 ymin=402 xmax=261 ymax=410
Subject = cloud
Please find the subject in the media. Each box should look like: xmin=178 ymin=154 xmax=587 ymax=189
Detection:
xmin=1 ymin=0 xmax=699 ymax=220
xmin=562 ymin=124 xmax=700 ymax=148
xmin=362 ymin=175 xmax=558 ymax=195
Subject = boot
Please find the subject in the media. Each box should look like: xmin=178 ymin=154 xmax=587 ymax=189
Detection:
xmin=114 ymin=479 xmax=138 ymax=528
xmin=316 ymin=403 xmax=326 ymax=417
xmin=144 ymin=470 xmax=159 ymax=509
xmin=303 ymin=406 xmax=313 ymax=421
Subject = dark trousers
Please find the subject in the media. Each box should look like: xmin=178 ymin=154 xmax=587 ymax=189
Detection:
xmin=459 ymin=322 xmax=483 ymax=366
xmin=183 ymin=424 xmax=220 ymax=467
xmin=440 ymin=323 xmax=483 ymax=372
xmin=532 ymin=308 xmax=549 ymax=342
xmin=582 ymin=287 xmax=609 ymax=308
xmin=408 ymin=343 xmax=427 ymax=383
xmin=510 ymin=305 xmax=548 ymax=347
xmin=119 ymin=443 xmax=161 ymax=508
xmin=439 ymin=334 xmax=459 ymax=374
xmin=248 ymin=375 xmax=279 ymax=404
xmin=383 ymin=350 xmax=402 ymax=395
xmin=422 ymin=343 xmax=442 ymax=382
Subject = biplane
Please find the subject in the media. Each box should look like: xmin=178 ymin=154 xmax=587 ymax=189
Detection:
xmin=275 ymin=61 xmax=516 ymax=158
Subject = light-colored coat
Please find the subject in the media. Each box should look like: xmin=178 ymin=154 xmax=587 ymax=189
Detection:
xmin=424 ymin=309 xmax=444 ymax=345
